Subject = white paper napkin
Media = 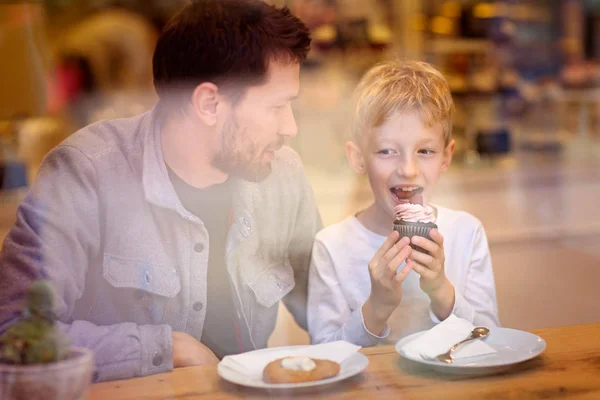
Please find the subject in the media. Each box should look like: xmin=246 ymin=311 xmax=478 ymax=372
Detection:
xmin=401 ymin=315 xmax=496 ymax=361
xmin=219 ymin=341 xmax=361 ymax=380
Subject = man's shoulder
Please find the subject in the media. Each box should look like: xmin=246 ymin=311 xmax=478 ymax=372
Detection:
xmin=58 ymin=111 xmax=150 ymax=161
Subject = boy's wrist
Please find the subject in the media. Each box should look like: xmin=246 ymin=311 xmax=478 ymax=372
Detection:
xmin=428 ymin=279 xmax=455 ymax=320
xmin=362 ymin=298 xmax=393 ymax=335
xmin=366 ymin=296 xmax=396 ymax=320
xmin=428 ymin=278 xmax=452 ymax=301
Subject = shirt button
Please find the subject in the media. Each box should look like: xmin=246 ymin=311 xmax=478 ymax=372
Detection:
xmin=194 ymin=243 xmax=204 ymax=252
xmin=193 ymin=301 xmax=203 ymax=311
xmin=152 ymin=353 xmax=163 ymax=367
xmin=241 ymin=217 xmax=250 ymax=229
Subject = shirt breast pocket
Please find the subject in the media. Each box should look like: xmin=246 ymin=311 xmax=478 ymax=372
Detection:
xmin=247 ymin=259 xmax=295 ymax=309
xmin=88 ymin=254 xmax=181 ymax=325
xmin=245 ymin=258 xmax=295 ymax=341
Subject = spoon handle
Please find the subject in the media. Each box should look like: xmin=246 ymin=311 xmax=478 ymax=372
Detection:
xmin=449 ymin=333 xmax=478 ymax=352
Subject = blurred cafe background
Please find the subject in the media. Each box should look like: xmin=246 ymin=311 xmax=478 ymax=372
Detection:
xmin=1 ymin=0 xmax=599 ymax=346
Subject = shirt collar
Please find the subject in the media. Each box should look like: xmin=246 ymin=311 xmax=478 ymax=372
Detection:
xmin=142 ymin=104 xmax=196 ymax=220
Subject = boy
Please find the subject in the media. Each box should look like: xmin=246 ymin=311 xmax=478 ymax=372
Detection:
xmin=307 ymin=60 xmax=499 ymax=346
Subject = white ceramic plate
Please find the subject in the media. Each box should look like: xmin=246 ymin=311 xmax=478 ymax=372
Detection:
xmin=395 ymin=327 xmax=546 ymax=375
xmin=217 ymin=346 xmax=369 ymax=389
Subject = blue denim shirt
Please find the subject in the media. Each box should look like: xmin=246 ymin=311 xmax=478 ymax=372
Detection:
xmin=0 ymin=106 xmax=321 ymax=381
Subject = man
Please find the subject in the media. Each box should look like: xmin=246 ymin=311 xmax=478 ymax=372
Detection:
xmin=0 ymin=0 xmax=321 ymax=382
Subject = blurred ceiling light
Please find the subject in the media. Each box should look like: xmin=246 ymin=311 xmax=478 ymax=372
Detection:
xmin=441 ymin=1 xmax=461 ymax=18
xmin=368 ymin=24 xmax=392 ymax=45
xmin=430 ymin=16 xmax=454 ymax=35
xmin=473 ymin=3 xmax=496 ymax=19
xmin=313 ymin=24 xmax=336 ymax=43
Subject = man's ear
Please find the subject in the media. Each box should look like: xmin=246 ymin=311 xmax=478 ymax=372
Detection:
xmin=191 ymin=82 xmax=220 ymax=126
xmin=346 ymin=140 xmax=367 ymax=174
xmin=441 ymin=139 xmax=455 ymax=172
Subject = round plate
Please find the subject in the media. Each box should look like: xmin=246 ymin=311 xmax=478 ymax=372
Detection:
xmin=217 ymin=346 xmax=369 ymax=389
xmin=395 ymin=327 xmax=546 ymax=375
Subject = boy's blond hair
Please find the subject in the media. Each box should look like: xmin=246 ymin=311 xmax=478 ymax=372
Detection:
xmin=351 ymin=59 xmax=454 ymax=146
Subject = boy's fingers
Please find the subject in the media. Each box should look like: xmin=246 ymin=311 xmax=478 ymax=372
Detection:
xmin=378 ymin=244 xmax=402 ymax=274
xmin=393 ymin=259 xmax=413 ymax=284
xmin=411 ymin=235 xmax=439 ymax=255
xmin=377 ymin=236 xmax=410 ymax=273
xmin=384 ymin=245 xmax=411 ymax=280
xmin=409 ymin=250 xmax=435 ymax=270
xmin=429 ymin=229 xmax=444 ymax=247
xmin=397 ymin=236 xmax=411 ymax=248
xmin=409 ymin=259 xmax=434 ymax=280
xmin=369 ymin=231 xmax=400 ymax=269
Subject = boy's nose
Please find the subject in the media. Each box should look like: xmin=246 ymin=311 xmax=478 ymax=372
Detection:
xmin=396 ymin=157 xmax=419 ymax=178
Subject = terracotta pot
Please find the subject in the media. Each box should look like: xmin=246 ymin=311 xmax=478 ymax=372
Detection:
xmin=0 ymin=347 xmax=94 ymax=400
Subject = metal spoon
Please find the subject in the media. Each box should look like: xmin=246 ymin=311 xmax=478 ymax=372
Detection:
xmin=435 ymin=327 xmax=491 ymax=364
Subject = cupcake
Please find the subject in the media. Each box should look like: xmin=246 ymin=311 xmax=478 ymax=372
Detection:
xmin=393 ymin=202 xmax=437 ymax=253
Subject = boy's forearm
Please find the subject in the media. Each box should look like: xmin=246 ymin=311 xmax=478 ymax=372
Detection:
xmin=361 ymin=298 xmax=391 ymax=336
xmin=428 ymin=279 xmax=455 ymax=321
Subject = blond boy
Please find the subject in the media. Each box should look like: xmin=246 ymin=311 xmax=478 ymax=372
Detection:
xmin=308 ymin=60 xmax=499 ymax=346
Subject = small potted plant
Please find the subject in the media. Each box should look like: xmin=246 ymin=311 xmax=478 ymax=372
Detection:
xmin=0 ymin=280 xmax=94 ymax=400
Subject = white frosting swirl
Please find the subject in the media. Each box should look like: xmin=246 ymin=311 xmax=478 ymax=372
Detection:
xmin=280 ymin=357 xmax=316 ymax=371
xmin=394 ymin=203 xmax=435 ymax=223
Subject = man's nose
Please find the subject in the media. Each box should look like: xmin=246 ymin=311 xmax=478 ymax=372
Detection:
xmin=279 ymin=104 xmax=298 ymax=138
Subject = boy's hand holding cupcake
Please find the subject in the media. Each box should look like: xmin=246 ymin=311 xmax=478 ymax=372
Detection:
xmin=393 ymin=194 xmax=455 ymax=321
xmin=361 ymin=232 xmax=413 ymax=336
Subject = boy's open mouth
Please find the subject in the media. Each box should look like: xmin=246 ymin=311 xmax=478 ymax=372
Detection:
xmin=390 ymin=186 xmax=424 ymax=205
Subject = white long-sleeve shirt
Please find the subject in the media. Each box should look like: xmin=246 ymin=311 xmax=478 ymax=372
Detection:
xmin=308 ymin=206 xmax=499 ymax=346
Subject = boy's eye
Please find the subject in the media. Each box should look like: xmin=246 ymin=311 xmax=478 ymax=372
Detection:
xmin=418 ymin=149 xmax=435 ymax=155
xmin=377 ymin=149 xmax=395 ymax=155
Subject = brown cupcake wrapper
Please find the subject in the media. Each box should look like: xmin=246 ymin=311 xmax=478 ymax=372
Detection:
xmin=393 ymin=221 xmax=438 ymax=253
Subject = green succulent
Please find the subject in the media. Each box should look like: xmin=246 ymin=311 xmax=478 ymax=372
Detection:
xmin=0 ymin=280 xmax=71 ymax=365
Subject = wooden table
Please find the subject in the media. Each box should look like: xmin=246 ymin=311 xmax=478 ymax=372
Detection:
xmin=90 ymin=324 xmax=600 ymax=399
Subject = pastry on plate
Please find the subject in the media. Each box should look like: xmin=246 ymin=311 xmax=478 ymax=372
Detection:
xmin=262 ymin=356 xmax=340 ymax=383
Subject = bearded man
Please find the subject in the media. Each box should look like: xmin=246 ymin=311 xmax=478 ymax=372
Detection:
xmin=0 ymin=0 xmax=321 ymax=383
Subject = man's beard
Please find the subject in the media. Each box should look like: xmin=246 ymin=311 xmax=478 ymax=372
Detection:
xmin=212 ymin=116 xmax=280 ymax=182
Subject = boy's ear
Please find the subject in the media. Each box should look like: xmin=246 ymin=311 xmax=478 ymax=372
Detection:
xmin=346 ymin=141 xmax=367 ymax=174
xmin=441 ymin=139 xmax=455 ymax=172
